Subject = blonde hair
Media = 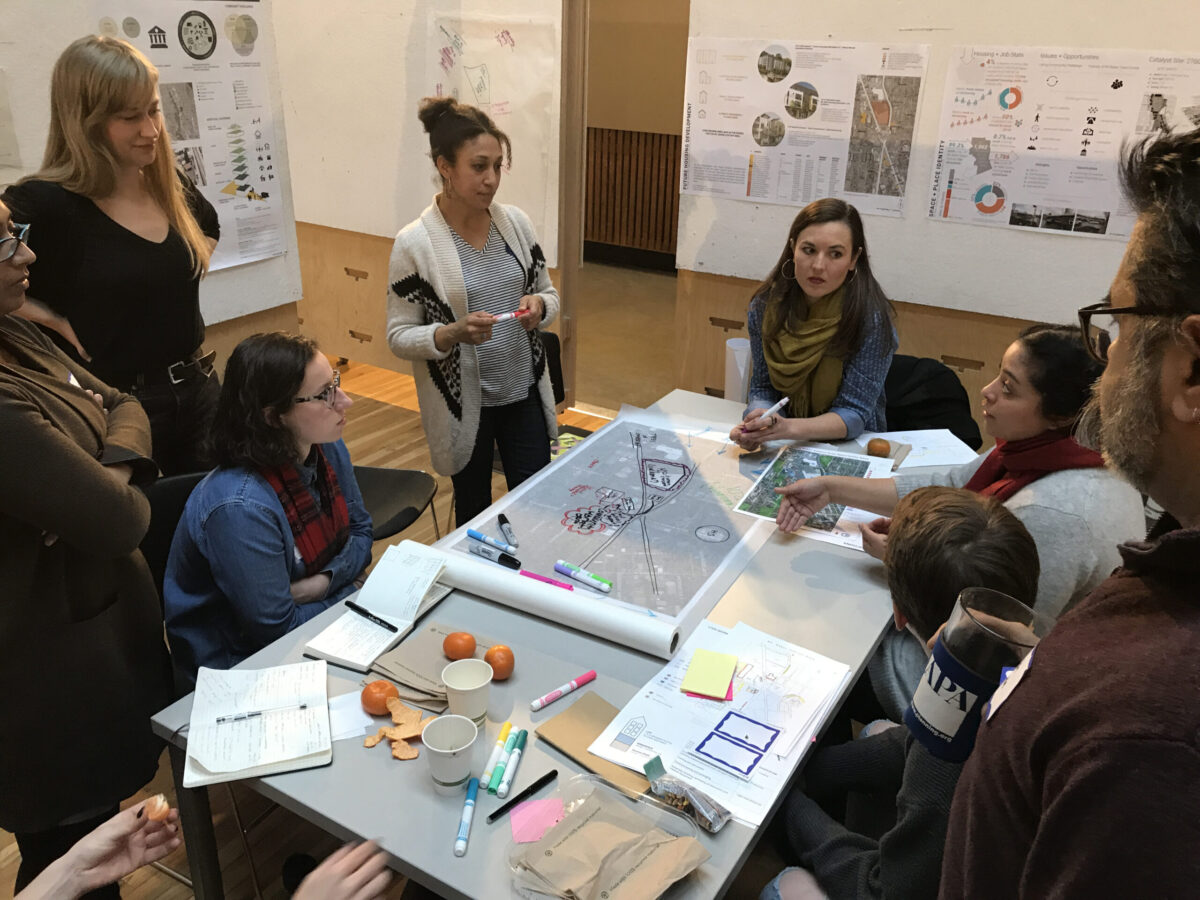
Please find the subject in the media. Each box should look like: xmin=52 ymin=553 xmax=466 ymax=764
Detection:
xmin=24 ymin=35 xmax=211 ymax=275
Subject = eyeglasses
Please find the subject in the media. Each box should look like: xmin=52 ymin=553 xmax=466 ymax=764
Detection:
xmin=1077 ymin=301 xmax=1171 ymax=363
xmin=0 ymin=222 xmax=30 ymax=263
xmin=294 ymin=369 xmax=341 ymax=408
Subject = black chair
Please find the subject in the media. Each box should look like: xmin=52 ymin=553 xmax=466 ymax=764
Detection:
xmin=884 ymin=355 xmax=983 ymax=451
xmin=354 ymin=465 xmax=440 ymax=541
xmin=140 ymin=472 xmax=206 ymax=605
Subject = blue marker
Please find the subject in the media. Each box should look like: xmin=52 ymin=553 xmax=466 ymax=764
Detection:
xmin=454 ymin=777 xmax=479 ymax=857
xmin=467 ymin=528 xmax=517 ymax=556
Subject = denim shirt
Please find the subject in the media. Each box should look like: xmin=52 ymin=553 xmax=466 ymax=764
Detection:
xmin=745 ymin=292 xmax=895 ymax=438
xmin=164 ymin=439 xmax=373 ymax=689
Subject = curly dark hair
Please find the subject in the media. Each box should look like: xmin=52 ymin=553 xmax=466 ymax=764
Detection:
xmin=210 ymin=333 xmax=318 ymax=469
xmin=1016 ymin=323 xmax=1104 ymax=422
xmin=1120 ymin=128 xmax=1200 ymax=315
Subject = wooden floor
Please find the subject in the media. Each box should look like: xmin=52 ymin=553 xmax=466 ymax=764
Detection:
xmin=0 ymin=361 xmax=611 ymax=900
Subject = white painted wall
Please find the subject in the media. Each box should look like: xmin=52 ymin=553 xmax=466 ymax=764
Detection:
xmin=273 ymin=0 xmax=561 ymax=264
xmin=0 ymin=0 xmax=302 ymax=325
xmin=680 ymin=1 xmax=1200 ymax=323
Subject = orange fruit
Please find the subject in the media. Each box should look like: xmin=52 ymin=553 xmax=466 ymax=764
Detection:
xmin=484 ymin=644 xmax=515 ymax=680
xmin=144 ymin=793 xmax=170 ymax=822
xmin=443 ymin=631 xmax=477 ymax=660
xmin=361 ymin=679 xmax=400 ymax=716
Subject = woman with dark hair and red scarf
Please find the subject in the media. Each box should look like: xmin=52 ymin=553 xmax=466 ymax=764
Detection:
xmin=775 ymin=325 xmax=1144 ymax=716
xmin=164 ymin=333 xmax=372 ymax=690
xmin=778 ymin=324 xmax=1144 ymax=617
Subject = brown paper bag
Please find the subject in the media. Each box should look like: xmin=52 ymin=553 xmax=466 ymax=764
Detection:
xmin=371 ymin=623 xmax=496 ymax=701
xmin=515 ymin=792 xmax=709 ymax=899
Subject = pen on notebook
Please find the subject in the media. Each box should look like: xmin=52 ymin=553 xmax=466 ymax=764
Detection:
xmin=454 ymin=777 xmax=479 ymax=857
xmin=486 ymin=769 xmax=558 ymax=824
xmin=215 ymin=703 xmax=308 ymax=725
xmin=554 ymin=559 xmax=612 ymax=593
xmin=531 ymin=670 xmax=596 ymax=712
xmin=467 ymin=528 xmax=517 ymax=556
xmin=752 ymin=397 xmax=788 ymax=426
xmin=497 ymin=513 xmax=519 ymax=548
xmin=468 ymin=542 xmax=521 ymax=570
xmin=481 ymin=722 xmax=513 ymax=784
xmin=496 ymin=730 xmax=528 ymax=798
xmin=487 ymin=728 xmax=520 ymax=794
xmin=344 ymin=600 xmax=398 ymax=633
xmin=520 ymin=570 xmax=573 ymax=591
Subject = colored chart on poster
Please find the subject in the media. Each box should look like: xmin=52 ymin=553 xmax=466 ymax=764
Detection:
xmin=973 ymin=182 xmax=1006 ymax=214
xmin=998 ymin=86 xmax=1021 ymax=109
xmin=928 ymin=45 xmax=1200 ymax=239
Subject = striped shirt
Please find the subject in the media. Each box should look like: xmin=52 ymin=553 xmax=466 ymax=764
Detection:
xmin=450 ymin=221 xmax=533 ymax=406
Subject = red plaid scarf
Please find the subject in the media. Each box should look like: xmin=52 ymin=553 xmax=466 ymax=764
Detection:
xmin=259 ymin=446 xmax=350 ymax=577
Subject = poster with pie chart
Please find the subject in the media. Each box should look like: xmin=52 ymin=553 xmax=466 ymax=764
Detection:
xmin=928 ymin=44 xmax=1200 ymax=240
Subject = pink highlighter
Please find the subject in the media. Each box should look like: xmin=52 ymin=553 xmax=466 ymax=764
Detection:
xmin=530 ymin=670 xmax=597 ymax=712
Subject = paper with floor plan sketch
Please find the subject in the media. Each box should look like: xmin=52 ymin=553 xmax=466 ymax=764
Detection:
xmin=589 ymin=620 xmax=850 ymax=826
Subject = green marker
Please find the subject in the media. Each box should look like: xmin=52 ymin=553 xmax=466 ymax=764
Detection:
xmin=488 ymin=728 xmax=519 ymax=794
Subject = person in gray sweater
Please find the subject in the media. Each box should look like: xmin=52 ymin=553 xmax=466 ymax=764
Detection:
xmin=761 ymin=486 xmax=1040 ymax=900
xmin=775 ymin=324 xmax=1144 ymax=720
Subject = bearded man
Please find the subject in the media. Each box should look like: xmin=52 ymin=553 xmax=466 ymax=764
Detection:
xmin=939 ymin=129 xmax=1200 ymax=897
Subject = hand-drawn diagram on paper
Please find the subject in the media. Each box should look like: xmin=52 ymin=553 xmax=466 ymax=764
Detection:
xmin=478 ymin=420 xmax=765 ymax=619
xmin=428 ymin=13 xmax=559 ymax=264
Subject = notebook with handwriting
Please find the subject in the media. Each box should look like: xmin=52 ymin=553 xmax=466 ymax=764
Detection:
xmin=303 ymin=544 xmax=449 ymax=671
xmin=183 ymin=660 xmax=332 ymax=788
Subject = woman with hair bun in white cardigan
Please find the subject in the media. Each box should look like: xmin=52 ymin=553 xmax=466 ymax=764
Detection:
xmin=387 ymin=97 xmax=559 ymax=527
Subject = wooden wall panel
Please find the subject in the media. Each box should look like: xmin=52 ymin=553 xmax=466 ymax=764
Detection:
xmin=674 ymin=269 xmax=1038 ymax=439
xmin=586 ymin=128 xmax=680 ymax=253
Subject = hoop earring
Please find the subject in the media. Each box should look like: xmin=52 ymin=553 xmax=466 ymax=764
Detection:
xmin=781 ymin=258 xmax=797 ymax=282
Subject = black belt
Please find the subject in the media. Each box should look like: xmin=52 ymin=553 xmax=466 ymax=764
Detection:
xmin=110 ymin=349 xmax=216 ymax=389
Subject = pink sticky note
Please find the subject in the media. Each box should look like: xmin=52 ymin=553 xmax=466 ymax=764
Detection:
xmin=510 ymin=797 xmax=565 ymax=844
xmin=685 ymin=674 xmax=734 ymax=701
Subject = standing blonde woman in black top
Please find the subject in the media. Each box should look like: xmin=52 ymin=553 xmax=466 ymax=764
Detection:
xmin=3 ymin=35 xmax=220 ymax=474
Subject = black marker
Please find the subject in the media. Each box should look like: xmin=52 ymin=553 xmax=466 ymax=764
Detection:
xmin=345 ymin=600 xmax=398 ymax=633
xmin=486 ymin=769 xmax=558 ymax=823
xmin=468 ymin=541 xmax=520 ymax=570
xmin=498 ymin=513 xmax=519 ymax=548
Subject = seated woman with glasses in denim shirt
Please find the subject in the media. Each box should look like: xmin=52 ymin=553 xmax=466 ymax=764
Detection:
xmin=165 ymin=333 xmax=372 ymax=690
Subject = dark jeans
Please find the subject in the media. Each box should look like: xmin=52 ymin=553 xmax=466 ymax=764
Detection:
xmin=453 ymin=386 xmax=551 ymax=527
xmin=129 ymin=366 xmax=220 ymax=476
xmin=14 ymin=805 xmax=121 ymax=899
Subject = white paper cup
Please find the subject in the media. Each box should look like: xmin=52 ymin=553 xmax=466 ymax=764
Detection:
xmin=441 ymin=658 xmax=493 ymax=726
xmin=422 ymin=714 xmax=478 ymax=795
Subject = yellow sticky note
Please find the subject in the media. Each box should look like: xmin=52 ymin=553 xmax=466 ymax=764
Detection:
xmin=680 ymin=649 xmax=738 ymax=699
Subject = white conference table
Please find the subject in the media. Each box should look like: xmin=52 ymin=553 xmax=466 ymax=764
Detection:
xmin=152 ymin=390 xmax=905 ymax=899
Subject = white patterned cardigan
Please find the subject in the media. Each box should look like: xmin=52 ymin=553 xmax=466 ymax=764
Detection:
xmin=386 ymin=199 xmax=560 ymax=475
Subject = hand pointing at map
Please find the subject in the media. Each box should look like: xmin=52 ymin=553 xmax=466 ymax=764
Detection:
xmin=774 ymin=474 xmax=901 ymax=533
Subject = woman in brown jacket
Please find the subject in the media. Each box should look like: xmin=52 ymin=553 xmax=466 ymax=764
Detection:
xmin=0 ymin=199 xmax=171 ymax=898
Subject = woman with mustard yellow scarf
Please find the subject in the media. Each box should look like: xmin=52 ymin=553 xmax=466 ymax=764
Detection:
xmin=730 ymin=198 xmax=896 ymax=450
